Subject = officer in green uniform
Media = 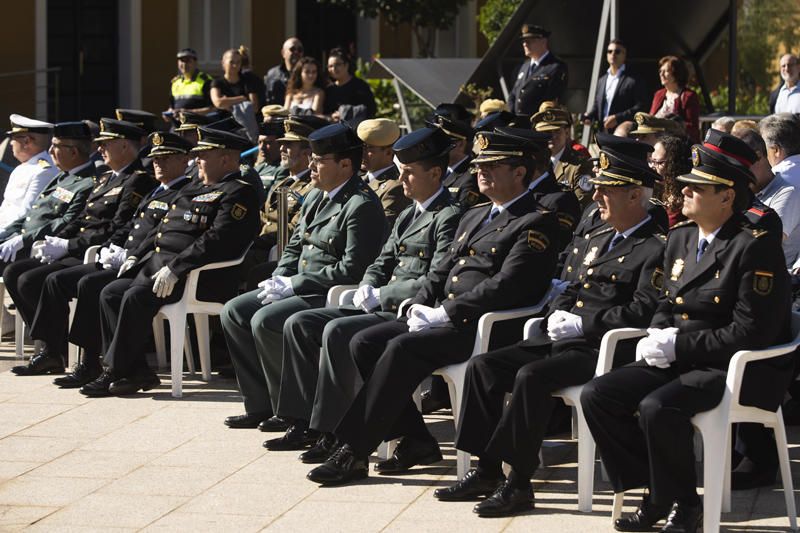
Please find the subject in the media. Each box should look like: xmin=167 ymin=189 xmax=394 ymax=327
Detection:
xmin=356 ymin=118 xmax=410 ymax=228
xmin=254 ymin=127 xmax=461 ymax=459
xmin=254 ymin=105 xmax=291 ymax=190
xmin=168 ymin=48 xmax=214 ymax=114
xmin=221 ymin=123 xmax=386 ymax=430
xmin=629 ymin=112 xmax=686 ymax=146
xmin=0 ymin=122 xmax=98 ymax=265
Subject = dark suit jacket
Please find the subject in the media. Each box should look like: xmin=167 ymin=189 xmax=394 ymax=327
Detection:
xmin=585 ymin=66 xmax=648 ymax=130
xmin=508 ymin=52 xmax=568 ymax=116
xmin=769 ymin=85 xmax=781 ymax=114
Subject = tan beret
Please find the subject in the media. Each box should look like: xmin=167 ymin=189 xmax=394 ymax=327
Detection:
xmin=479 ymin=99 xmax=508 ymax=116
xmin=261 ymin=104 xmax=289 ymax=118
xmin=356 ymin=118 xmax=400 ymax=147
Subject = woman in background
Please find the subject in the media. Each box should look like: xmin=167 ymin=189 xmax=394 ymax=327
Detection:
xmin=649 ymin=133 xmax=692 ymax=227
xmin=650 ymin=56 xmax=701 ymax=142
xmin=284 ymin=57 xmax=325 ymax=116
xmin=210 ymin=48 xmax=259 ymax=111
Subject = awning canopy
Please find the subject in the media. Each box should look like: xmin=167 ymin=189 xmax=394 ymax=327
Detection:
xmin=367 ymin=58 xmax=482 ymax=108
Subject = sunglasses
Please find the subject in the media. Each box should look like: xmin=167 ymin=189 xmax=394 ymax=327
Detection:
xmin=607 ymin=49 xmax=623 ymax=55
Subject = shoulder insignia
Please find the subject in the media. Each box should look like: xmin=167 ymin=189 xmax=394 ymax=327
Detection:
xmin=670 ymin=219 xmax=695 ymax=230
xmin=134 ymin=170 xmax=147 ymax=174
xmin=235 ymin=179 xmax=254 ymax=187
xmin=527 ymin=230 xmax=550 ymax=252
xmin=37 ymin=159 xmax=51 ymax=168
xmin=656 ymin=233 xmax=667 ymax=242
xmin=557 ymin=213 xmax=576 ymax=229
xmin=469 ymin=201 xmax=492 ymax=210
xmin=464 ymin=190 xmax=480 ymax=207
xmin=751 ymin=229 xmax=768 ymax=239
xmin=753 ymin=270 xmax=774 ymax=295
xmin=231 ymin=203 xmax=248 ymax=220
xmin=651 ymin=267 xmax=665 ymax=291
xmin=587 ymin=226 xmax=614 ymax=239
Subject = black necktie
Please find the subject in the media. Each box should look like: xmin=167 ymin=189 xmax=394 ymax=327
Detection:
xmin=697 ymin=238 xmax=709 ymax=262
xmin=483 ymin=207 xmax=500 ymax=227
xmin=312 ymin=194 xmax=329 ymax=220
xmin=609 ymin=234 xmax=624 ymax=251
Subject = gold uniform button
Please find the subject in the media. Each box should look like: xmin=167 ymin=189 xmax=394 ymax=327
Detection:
xmin=80 ymin=228 xmax=85 ymax=232
xmin=681 ymin=313 xmax=689 ymax=320
xmin=448 ymin=293 xmax=455 ymax=300
xmin=85 ymin=216 xmax=91 ymax=220
xmin=25 ymin=217 xmax=30 ymax=221
xmin=307 ymin=244 xmax=313 ymax=250
xmin=391 ymin=275 xmax=397 ymax=281
xmin=714 ymin=296 xmax=720 ymax=303
xmin=140 ymin=213 xmax=145 ymax=218
xmin=134 ymin=224 xmax=140 ymax=229
xmin=20 ymin=229 xmax=25 ymax=234
xmin=157 ymin=232 xmax=162 ymax=238
xmin=418 ymin=251 xmax=424 ymax=257
xmin=573 ymin=247 xmax=578 ymax=254
xmin=611 ymin=274 xmax=617 ymax=281
xmin=328 ymin=238 xmax=333 ymax=243
xmin=304 ymin=232 xmax=310 ymax=238
xmin=163 ymin=218 xmax=169 ymax=223
xmin=398 ymin=261 xmax=404 ymax=267
xmin=452 ymin=276 xmax=458 ymax=282
xmin=491 ymin=247 xmax=496 ymax=253
xmin=459 ymin=259 xmax=466 ymax=265
xmin=171 ymin=204 xmax=177 ymax=209
xmin=469 ymin=249 xmax=476 ymax=256
xmin=391 ymin=305 xmax=397 ymax=310
xmin=87 ymin=202 xmax=94 ymax=207
xmin=567 ymin=266 xmax=573 ymax=272
xmin=586 ymin=268 xmax=593 ymax=275
xmin=32 ymin=205 xmax=37 ymax=209
xmin=462 ymin=318 xmax=468 ymax=323
xmin=675 ymin=297 xmax=684 ymax=304
xmin=155 ymin=246 xmax=161 ymax=252
xmin=399 ymin=245 xmax=406 ymax=252
xmin=576 ymin=300 xmax=584 ymax=308
xmin=302 ymin=259 xmax=307 ymax=265
xmin=665 ymin=289 xmax=670 ymax=296
xmin=583 ymin=283 xmax=590 ymax=289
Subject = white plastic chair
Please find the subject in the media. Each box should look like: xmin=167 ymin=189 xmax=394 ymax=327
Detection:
xmin=612 ymin=312 xmax=800 ymax=533
xmin=153 ymin=246 xmax=251 ymax=398
xmin=431 ymin=280 xmax=562 ymax=478
xmin=524 ymin=318 xmax=647 ymax=512
xmin=325 ymin=285 xmax=358 ymax=308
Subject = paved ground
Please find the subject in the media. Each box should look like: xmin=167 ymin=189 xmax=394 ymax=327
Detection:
xmin=0 ymin=343 xmax=797 ymax=532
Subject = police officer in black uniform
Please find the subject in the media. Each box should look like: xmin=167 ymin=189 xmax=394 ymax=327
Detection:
xmin=306 ymin=129 xmax=560 ymax=486
xmin=507 ymin=25 xmax=568 ymax=116
xmin=26 ymin=133 xmax=195 ymax=388
xmin=580 ymin=132 xmax=792 ymax=533
xmin=78 ymin=127 xmax=260 ymax=397
xmin=430 ymin=104 xmax=486 ymax=208
xmin=436 ymin=135 xmax=666 ymax=517
xmin=9 ymin=119 xmax=156 ymax=376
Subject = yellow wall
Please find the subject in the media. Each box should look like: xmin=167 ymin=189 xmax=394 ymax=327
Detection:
xmin=0 ymin=3 xmax=36 ymax=120
xmin=251 ymin=1 xmax=287 ymax=74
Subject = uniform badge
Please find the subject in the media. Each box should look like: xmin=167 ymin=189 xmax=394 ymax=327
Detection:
xmin=557 ymin=213 xmax=575 ymax=230
xmin=37 ymin=159 xmax=51 ymax=168
xmin=527 ymin=230 xmax=549 ymax=252
xmin=104 ymin=186 xmax=124 ymax=197
xmin=152 ymin=133 xmax=163 ymax=146
xmin=542 ymin=111 xmax=555 ymax=122
xmin=651 ymin=267 xmax=664 ymax=290
xmin=583 ymin=246 xmax=598 ymax=265
xmin=599 ymin=152 xmax=610 ymax=170
xmin=448 ymin=187 xmax=460 ymax=195
xmin=183 ymin=211 xmax=192 ymax=221
xmin=147 ymin=200 xmax=168 ymax=211
xmin=476 ymin=134 xmax=490 ymax=150
xmin=753 ymin=270 xmax=774 ymax=295
xmin=131 ymin=192 xmax=143 ymax=204
xmin=670 ymin=258 xmax=685 ymax=280
xmin=231 ymin=203 xmax=248 ymax=221
xmin=691 ymin=146 xmax=701 ymax=167
xmin=53 ymin=187 xmax=75 ymax=203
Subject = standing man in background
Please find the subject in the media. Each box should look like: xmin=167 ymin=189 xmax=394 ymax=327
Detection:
xmin=507 ymin=25 xmax=568 ymax=116
xmin=265 ymin=37 xmax=304 ymax=106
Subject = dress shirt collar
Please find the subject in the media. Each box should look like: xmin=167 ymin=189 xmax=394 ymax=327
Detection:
xmin=416 ymin=186 xmax=444 ymax=212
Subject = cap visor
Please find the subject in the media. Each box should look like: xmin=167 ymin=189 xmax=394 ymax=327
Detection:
xmin=276 ymin=134 xmax=307 ymax=142
xmin=676 ymin=172 xmax=717 ymax=185
xmin=589 ymin=176 xmax=628 ymax=186
xmin=472 ymin=154 xmax=512 ymax=164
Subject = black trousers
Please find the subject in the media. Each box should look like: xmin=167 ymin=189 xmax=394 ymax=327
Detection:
xmin=4 ymin=257 xmax=82 ymax=326
xmin=29 ymin=263 xmax=116 ymax=358
xmin=99 ymin=277 xmax=184 ymax=377
xmin=334 ymin=320 xmax=475 ymax=456
xmin=455 ymin=339 xmax=598 ymax=478
xmin=580 ymin=362 xmax=726 ymax=506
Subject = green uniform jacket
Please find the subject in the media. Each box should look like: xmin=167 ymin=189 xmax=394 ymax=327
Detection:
xmin=365 ymin=165 xmax=411 ymax=229
xmin=274 ymin=174 xmax=387 ymax=295
xmin=0 ymin=162 xmax=98 ymax=247
xmin=254 ymin=160 xmax=290 ymax=190
xmin=361 ymin=188 xmax=462 ymax=313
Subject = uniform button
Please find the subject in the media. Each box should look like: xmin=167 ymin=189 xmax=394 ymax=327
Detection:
xmin=155 ymin=246 xmax=161 ymax=252
xmin=140 ymin=213 xmax=144 ymax=218
xmin=391 ymin=305 xmax=397 ymax=310
xmin=681 ymin=313 xmax=689 ymax=320
xmin=459 ymin=259 xmax=466 ymax=265
xmin=171 ymin=204 xmax=177 ymax=209
xmin=583 ymin=283 xmax=590 ymax=289
xmin=85 ymin=216 xmax=91 ymax=220
xmin=328 ymin=238 xmax=333 ymax=243
xmin=87 ymin=202 xmax=94 ymax=207
xmin=469 ymin=249 xmax=476 ymax=256
xmin=491 ymin=247 xmax=496 ymax=253
xmin=418 ymin=251 xmax=424 ymax=257
xmin=308 ymin=244 xmax=313 ymax=250
xmin=80 ymin=228 xmax=85 ymax=232
xmin=586 ymin=268 xmax=593 ymax=275
xmin=576 ymin=301 xmax=584 ymax=308
xmin=134 ymin=224 xmax=140 ymax=229
xmin=32 ymin=205 xmax=37 ymax=209
xmin=573 ymin=247 xmax=578 ymax=254
xmin=25 ymin=217 xmax=30 ymax=221
xmin=665 ymin=289 xmax=670 ymax=296
xmin=714 ymin=296 xmax=720 ymax=303
xmin=448 ymin=293 xmax=455 ymax=299
xmin=399 ymin=245 xmax=406 ymax=252
xmin=302 ymin=259 xmax=307 ymax=265
xmin=20 ymin=229 xmax=25 ymax=234
xmin=391 ymin=275 xmax=397 ymax=281
xmin=304 ymin=232 xmax=310 ymax=238
xmin=675 ymin=296 xmax=684 ymax=304
xmin=398 ymin=261 xmax=404 ymax=267
xmin=452 ymin=276 xmax=458 ymax=282
xmin=611 ymin=274 xmax=617 ymax=281
xmin=567 ymin=266 xmax=573 ymax=272
xmin=163 ymin=218 xmax=169 ymax=223
xmin=462 ymin=318 xmax=468 ymax=323
xmin=157 ymin=232 xmax=162 ymax=238
xmin=128 ymin=236 xmax=133 ymax=241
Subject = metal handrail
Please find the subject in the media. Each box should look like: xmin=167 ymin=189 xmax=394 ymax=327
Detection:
xmin=0 ymin=67 xmax=61 ymax=79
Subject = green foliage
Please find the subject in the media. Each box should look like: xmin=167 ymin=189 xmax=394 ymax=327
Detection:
xmin=478 ymin=0 xmax=523 ymax=45
xmin=705 ymin=84 xmax=770 ymax=116
xmin=355 ymin=57 xmax=430 ymax=126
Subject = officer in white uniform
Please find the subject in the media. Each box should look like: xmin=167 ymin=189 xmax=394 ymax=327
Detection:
xmin=1 ymin=114 xmax=58 ymax=230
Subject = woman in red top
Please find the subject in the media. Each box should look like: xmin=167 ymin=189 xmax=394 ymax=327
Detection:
xmin=650 ymin=56 xmax=701 ymax=143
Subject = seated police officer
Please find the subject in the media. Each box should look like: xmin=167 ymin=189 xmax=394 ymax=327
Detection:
xmin=10 ymin=119 xmax=156 ymax=376
xmin=580 ymin=132 xmax=792 ymax=533
xmin=78 ymin=127 xmax=260 ymax=397
xmin=221 ymin=123 xmax=386 ymax=431
xmin=0 ymin=122 xmax=97 ymax=266
xmin=253 ymin=106 xmax=290 ymax=188
xmin=306 ymin=130 xmax=560 ymax=486
xmin=26 ymin=133 xmax=194 ymax=389
xmin=435 ymin=135 xmax=666 ymax=517
xmin=430 ymin=104 xmax=484 ymax=208
xmin=258 ymin=127 xmax=461 ymax=460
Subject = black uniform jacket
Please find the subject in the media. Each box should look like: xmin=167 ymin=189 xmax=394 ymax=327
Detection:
xmin=409 ymin=190 xmax=559 ymax=329
xmin=443 ymin=157 xmax=485 ymax=208
xmin=529 ymin=170 xmax=581 ymax=255
xmin=508 ymin=53 xmax=568 ymax=115
xmin=543 ymin=217 xmax=665 ymax=344
xmin=55 ymin=159 xmax=156 ymax=257
xmin=360 ymin=189 xmax=462 ymax=313
xmin=273 ymin=174 xmax=387 ymax=296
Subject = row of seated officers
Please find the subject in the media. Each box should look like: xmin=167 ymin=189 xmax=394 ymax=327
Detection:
xmin=4 ymin=109 xmax=791 ymax=533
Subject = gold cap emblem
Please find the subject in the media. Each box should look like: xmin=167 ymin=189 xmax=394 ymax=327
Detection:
xmin=599 ymin=152 xmax=610 ymax=170
xmin=691 ymin=146 xmax=701 ymax=167
xmin=284 ymin=121 xmax=292 ymax=133
xmin=476 ymin=134 xmax=489 ymax=150
xmin=100 ymin=121 xmax=107 ymax=132
xmin=542 ymin=111 xmax=555 ymax=122
xmin=521 ymin=24 xmax=529 ymax=34
xmin=152 ymin=133 xmax=163 ymax=146
xmin=635 ymin=113 xmax=646 ymax=125
xmin=115 ymin=110 xmax=123 ymax=120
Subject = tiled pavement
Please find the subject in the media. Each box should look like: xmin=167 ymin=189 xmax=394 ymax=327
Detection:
xmin=0 ymin=346 xmax=797 ymax=532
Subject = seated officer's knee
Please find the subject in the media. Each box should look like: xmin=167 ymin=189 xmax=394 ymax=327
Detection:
xmin=322 ymin=318 xmax=344 ymax=344
xmin=283 ymin=309 xmax=305 ymax=336
xmin=637 ymin=394 xmax=667 ymax=429
xmin=579 ymin=378 xmax=603 ymax=409
xmin=514 ymin=364 xmax=546 ymax=389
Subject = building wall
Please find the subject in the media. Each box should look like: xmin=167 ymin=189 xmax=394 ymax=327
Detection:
xmin=141 ymin=0 xmax=179 ymax=114
xmin=251 ymin=1 xmax=287 ymax=74
xmin=0 ymin=3 xmax=37 ymax=120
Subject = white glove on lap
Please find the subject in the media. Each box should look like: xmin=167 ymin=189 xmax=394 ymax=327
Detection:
xmin=0 ymin=235 xmax=24 ymax=262
xmin=117 ymin=256 xmax=137 ymax=277
xmin=547 ymin=310 xmax=584 ymax=341
xmin=100 ymin=244 xmax=127 ymax=270
xmin=406 ymin=304 xmax=450 ymax=332
xmin=40 ymin=236 xmax=69 ymax=263
xmin=257 ymin=275 xmax=294 ymax=304
xmin=353 ymin=285 xmax=380 ymax=312
xmin=31 ymin=240 xmax=46 ymax=261
xmin=637 ymin=327 xmax=679 ymax=368
xmin=151 ymin=266 xmax=179 ymax=298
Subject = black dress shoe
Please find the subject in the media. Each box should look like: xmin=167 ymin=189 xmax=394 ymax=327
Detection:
xmin=434 ymin=468 xmax=503 ymax=501
xmin=661 ymin=502 xmax=702 ymax=533
xmin=80 ymin=370 xmax=116 ymax=397
xmin=420 ymin=388 xmax=451 ymax=415
xmin=224 ymin=412 xmax=272 ymax=429
xmin=264 ymin=423 xmax=319 ymax=451
xmin=374 ymin=436 xmax=442 ymax=474
xmin=615 ymin=494 xmax=671 ymax=532
xmin=258 ymin=416 xmax=291 ymax=432
xmin=307 ymin=444 xmax=368 ymax=485
xmin=53 ymin=362 xmax=102 ymax=388
xmin=299 ymin=433 xmax=338 ymax=464
xmin=108 ymin=373 xmax=160 ymax=395
xmin=11 ymin=353 xmax=64 ymax=376
xmin=473 ymin=480 xmax=534 ymax=517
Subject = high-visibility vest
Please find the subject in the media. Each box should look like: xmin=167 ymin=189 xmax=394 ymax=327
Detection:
xmin=171 ymin=71 xmax=213 ymax=109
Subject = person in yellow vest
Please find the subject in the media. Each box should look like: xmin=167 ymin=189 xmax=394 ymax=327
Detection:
xmin=166 ymin=48 xmax=214 ymax=118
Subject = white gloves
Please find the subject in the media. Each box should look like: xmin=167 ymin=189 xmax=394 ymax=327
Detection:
xmin=406 ymin=304 xmax=450 ymax=332
xmin=32 ymin=236 xmax=69 ymax=263
xmin=99 ymin=244 xmax=127 ymax=270
xmin=257 ymin=275 xmax=294 ymax=304
xmin=117 ymin=256 xmax=137 ymax=277
xmin=637 ymin=327 xmax=679 ymax=368
xmin=547 ymin=310 xmax=584 ymax=341
xmin=151 ymin=266 xmax=179 ymax=298
xmin=0 ymin=235 xmax=24 ymax=262
xmin=353 ymin=285 xmax=380 ymax=312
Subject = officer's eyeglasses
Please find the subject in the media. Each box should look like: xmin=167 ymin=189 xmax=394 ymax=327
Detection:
xmin=308 ymin=155 xmax=336 ymax=166
xmin=648 ymin=158 xmax=667 ymax=169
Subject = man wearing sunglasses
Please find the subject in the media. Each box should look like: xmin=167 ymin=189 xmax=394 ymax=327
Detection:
xmin=507 ymin=24 xmax=568 ymax=116
xmin=583 ymin=39 xmax=648 ymax=133
xmin=264 ymin=37 xmax=304 ymax=106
